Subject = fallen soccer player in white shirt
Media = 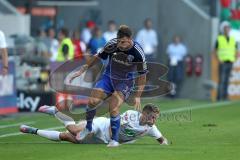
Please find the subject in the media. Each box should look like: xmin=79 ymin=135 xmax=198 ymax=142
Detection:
xmin=20 ymin=103 xmax=168 ymax=146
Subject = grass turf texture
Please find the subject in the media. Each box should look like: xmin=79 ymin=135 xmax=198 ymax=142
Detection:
xmin=0 ymin=99 xmax=239 ymax=160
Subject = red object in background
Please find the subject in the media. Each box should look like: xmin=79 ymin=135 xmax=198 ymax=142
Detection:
xmin=221 ymin=0 xmax=231 ymax=8
xmin=87 ymin=21 xmax=96 ymax=28
xmin=55 ymin=93 xmax=88 ymax=111
xmin=185 ymin=55 xmax=193 ymax=76
xmin=17 ymin=7 xmax=56 ymax=17
xmin=55 ymin=93 xmax=73 ymax=111
xmin=231 ymin=9 xmax=240 ymax=19
xmin=194 ymin=55 xmax=204 ymax=77
xmin=0 ymin=107 xmax=18 ymax=115
xmin=72 ymin=39 xmax=84 ymax=60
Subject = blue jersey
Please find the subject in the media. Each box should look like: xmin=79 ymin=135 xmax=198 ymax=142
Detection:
xmin=96 ymin=38 xmax=147 ymax=80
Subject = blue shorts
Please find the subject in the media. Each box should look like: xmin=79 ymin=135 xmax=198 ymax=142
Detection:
xmin=94 ymin=74 xmax=134 ymax=100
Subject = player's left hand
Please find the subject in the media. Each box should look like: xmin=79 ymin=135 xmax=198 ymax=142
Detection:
xmin=134 ymin=97 xmax=141 ymax=111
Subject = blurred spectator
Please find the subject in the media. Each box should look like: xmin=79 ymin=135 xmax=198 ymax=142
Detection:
xmin=103 ymin=20 xmax=117 ymax=41
xmin=42 ymin=17 xmax=54 ymax=31
xmin=85 ymin=27 xmax=106 ymax=83
xmin=35 ymin=29 xmax=49 ymax=59
xmin=136 ymin=18 xmax=158 ymax=61
xmin=81 ymin=21 xmax=96 ymax=45
xmin=56 ymin=28 xmax=74 ymax=62
xmin=87 ymin=26 xmax=106 ymax=54
xmin=72 ymin=30 xmax=86 ymax=60
xmin=0 ymin=30 xmax=8 ymax=75
xmin=213 ymin=21 xmax=238 ymax=101
xmin=22 ymin=29 xmax=49 ymax=66
xmin=37 ymin=29 xmax=49 ymax=48
xmin=46 ymin=28 xmax=59 ymax=62
xmin=166 ymin=35 xmax=187 ymax=98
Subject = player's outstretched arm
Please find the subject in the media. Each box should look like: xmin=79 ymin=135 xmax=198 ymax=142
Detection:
xmin=69 ymin=55 xmax=100 ymax=83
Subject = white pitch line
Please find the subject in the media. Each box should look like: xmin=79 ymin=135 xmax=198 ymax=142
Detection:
xmin=0 ymin=121 xmax=36 ymax=129
xmin=0 ymin=126 xmax=65 ymax=138
xmin=161 ymin=100 xmax=239 ymax=113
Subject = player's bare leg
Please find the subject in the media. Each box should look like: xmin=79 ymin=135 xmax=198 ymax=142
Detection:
xmin=59 ymin=132 xmax=79 ymax=143
xmin=66 ymin=121 xmax=86 ymax=136
xmin=38 ymin=105 xmax=87 ymax=140
xmin=77 ymin=88 xmax=107 ymax=140
xmin=38 ymin=106 xmax=90 ymax=138
xmin=38 ymin=105 xmax=76 ymax=127
xmin=107 ymin=91 xmax=124 ymax=147
xmin=20 ymin=124 xmax=80 ymax=143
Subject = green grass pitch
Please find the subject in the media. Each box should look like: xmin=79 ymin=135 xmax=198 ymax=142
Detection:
xmin=0 ymin=99 xmax=240 ymax=160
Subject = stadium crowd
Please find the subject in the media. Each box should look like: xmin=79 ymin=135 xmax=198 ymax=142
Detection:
xmin=30 ymin=18 xmax=159 ymax=64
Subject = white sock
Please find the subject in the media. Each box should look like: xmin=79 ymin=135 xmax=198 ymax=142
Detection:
xmin=37 ymin=130 xmax=60 ymax=141
xmin=55 ymin=111 xmax=76 ymax=127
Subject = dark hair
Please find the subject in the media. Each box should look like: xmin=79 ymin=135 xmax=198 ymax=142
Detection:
xmin=144 ymin=18 xmax=152 ymax=24
xmin=92 ymin=26 xmax=101 ymax=36
xmin=142 ymin=103 xmax=160 ymax=114
xmin=117 ymin=25 xmax=132 ymax=38
xmin=36 ymin=28 xmax=46 ymax=36
xmin=47 ymin=27 xmax=55 ymax=34
xmin=173 ymin=35 xmax=182 ymax=41
xmin=60 ymin=28 xmax=69 ymax=37
xmin=108 ymin=20 xmax=116 ymax=25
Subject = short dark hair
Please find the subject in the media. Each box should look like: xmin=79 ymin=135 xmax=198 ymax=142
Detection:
xmin=108 ymin=20 xmax=116 ymax=25
xmin=142 ymin=103 xmax=160 ymax=114
xmin=36 ymin=28 xmax=46 ymax=36
xmin=47 ymin=27 xmax=55 ymax=35
xmin=117 ymin=25 xmax=132 ymax=38
xmin=60 ymin=28 xmax=69 ymax=37
xmin=144 ymin=18 xmax=152 ymax=24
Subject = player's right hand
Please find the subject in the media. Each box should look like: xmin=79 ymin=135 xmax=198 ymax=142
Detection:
xmin=68 ymin=73 xmax=77 ymax=84
xmin=69 ymin=65 xmax=88 ymax=83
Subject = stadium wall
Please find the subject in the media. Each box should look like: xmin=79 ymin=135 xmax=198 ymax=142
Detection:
xmin=57 ymin=0 xmax=160 ymax=37
xmin=157 ymin=0 xmax=218 ymax=100
xmin=0 ymin=14 xmax=30 ymax=36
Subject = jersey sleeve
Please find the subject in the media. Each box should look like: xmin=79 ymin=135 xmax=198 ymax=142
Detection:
xmin=134 ymin=43 xmax=148 ymax=74
xmin=96 ymin=38 xmax=117 ymax=60
xmin=147 ymin=125 xmax=162 ymax=139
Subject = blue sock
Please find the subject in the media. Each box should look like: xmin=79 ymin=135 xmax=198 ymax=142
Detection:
xmin=110 ymin=115 xmax=121 ymax=142
xmin=86 ymin=106 xmax=96 ymax=132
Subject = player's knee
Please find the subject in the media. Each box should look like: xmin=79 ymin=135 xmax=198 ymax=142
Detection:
xmin=112 ymin=91 xmax=124 ymax=103
xmin=109 ymin=106 xmax=120 ymax=116
xmin=109 ymin=92 xmax=123 ymax=113
xmin=88 ymin=97 xmax=101 ymax=107
xmin=59 ymin=132 xmax=68 ymax=141
xmin=60 ymin=132 xmax=78 ymax=144
xmin=67 ymin=126 xmax=79 ymax=136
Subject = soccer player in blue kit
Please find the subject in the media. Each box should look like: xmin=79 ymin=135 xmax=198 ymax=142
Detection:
xmin=69 ymin=25 xmax=147 ymax=147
